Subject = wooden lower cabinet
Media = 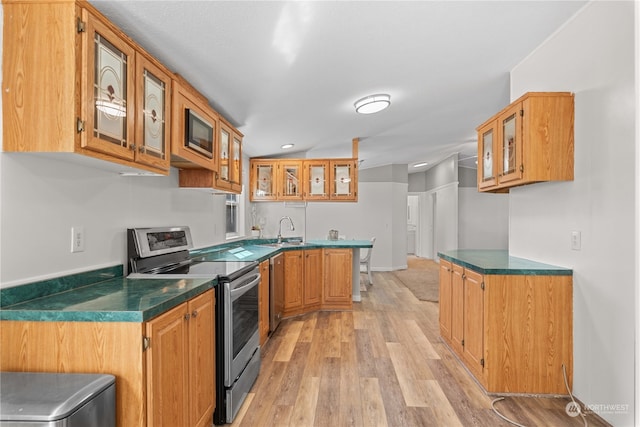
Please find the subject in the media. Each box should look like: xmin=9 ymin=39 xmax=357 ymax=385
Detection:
xmin=146 ymin=289 xmax=215 ymax=427
xmin=322 ymin=249 xmax=353 ymax=310
xmin=438 ymin=259 xmax=453 ymax=342
xmin=259 ymin=260 xmax=270 ymax=345
xmin=0 ymin=289 xmax=216 ymax=427
xmin=283 ymin=251 xmax=304 ymax=317
xmin=303 ymin=249 xmax=323 ymax=310
xmin=439 ymin=260 xmax=572 ymax=394
xmin=282 ymin=248 xmax=353 ymax=318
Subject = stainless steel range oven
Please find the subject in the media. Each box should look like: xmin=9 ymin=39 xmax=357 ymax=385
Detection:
xmin=127 ymin=226 xmax=261 ymax=424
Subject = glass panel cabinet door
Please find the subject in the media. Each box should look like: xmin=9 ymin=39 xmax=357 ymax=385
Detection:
xmin=303 ymin=161 xmax=329 ymax=200
xmin=135 ymin=54 xmax=171 ymax=172
xmin=219 ymin=126 xmax=230 ymax=182
xmin=482 ymin=129 xmax=494 ymax=181
xmin=232 ymin=134 xmax=241 ymax=186
xmin=81 ymin=11 xmax=135 ymax=161
xmin=280 ymin=162 xmax=303 ymax=200
xmin=477 ymin=124 xmax=497 ymax=189
xmin=498 ymin=103 xmax=523 ymax=183
xmin=252 ymin=163 xmax=276 ymax=200
xmin=502 ymin=114 xmax=517 ymax=175
xmin=330 ymin=160 xmax=357 ymax=200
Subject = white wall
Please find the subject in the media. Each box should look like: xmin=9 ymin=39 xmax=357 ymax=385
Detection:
xmin=251 ymin=180 xmax=408 ymax=271
xmin=0 ymin=153 xmax=236 ymax=287
xmin=510 ymin=2 xmax=636 ymax=425
xmin=458 ymin=188 xmax=508 ymax=249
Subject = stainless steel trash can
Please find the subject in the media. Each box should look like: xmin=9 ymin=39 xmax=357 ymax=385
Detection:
xmin=0 ymin=372 xmax=115 ymax=427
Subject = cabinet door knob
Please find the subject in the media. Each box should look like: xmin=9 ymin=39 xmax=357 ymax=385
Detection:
xmin=184 ymin=313 xmax=190 ymax=321
xmin=192 ymin=310 xmax=198 ymax=318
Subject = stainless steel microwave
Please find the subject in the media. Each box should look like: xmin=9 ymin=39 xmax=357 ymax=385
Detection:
xmin=185 ymin=108 xmax=214 ymax=159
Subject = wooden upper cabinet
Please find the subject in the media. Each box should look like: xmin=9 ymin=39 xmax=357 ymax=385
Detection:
xmin=250 ymin=160 xmax=278 ymax=201
xmin=1 ymin=1 xmax=171 ymax=175
xmin=231 ymin=131 xmax=243 ymax=192
xmin=250 ymin=158 xmax=358 ymax=202
xmin=80 ymin=9 xmax=136 ymax=163
xmin=170 ymin=76 xmax=218 ymax=171
xmin=330 ymin=160 xmax=358 ymax=201
xmin=178 ymin=118 xmax=243 ymax=194
xmin=134 ymin=52 xmax=172 ymax=172
xmin=477 ymin=92 xmax=574 ymax=192
xmin=216 ymin=119 xmax=241 ymax=190
xmin=477 ymin=124 xmax=497 ymax=190
xmin=279 ymin=160 xmax=304 ymax=200
xmin=303 ymin=160 xmax=330 ymax=200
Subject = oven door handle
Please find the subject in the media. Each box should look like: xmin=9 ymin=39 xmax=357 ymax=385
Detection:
xmin=229 ymin=273 xmax=261 ymax=299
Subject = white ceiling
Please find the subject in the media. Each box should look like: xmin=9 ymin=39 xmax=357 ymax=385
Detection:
xmin=89 ymin=0 xmax=586 ymax=173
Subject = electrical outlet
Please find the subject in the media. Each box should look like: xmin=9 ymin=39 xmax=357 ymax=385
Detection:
xmin=571 ymin=231 xmax=581 ymax=251
xmin=71 ymin=226 xmax=85 ymax=253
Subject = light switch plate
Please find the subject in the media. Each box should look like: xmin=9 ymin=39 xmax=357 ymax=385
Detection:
xmin=71 ymin=226 xmax=85 ymax=253
xmin=571 ymin=231 xmax=581 ymax=251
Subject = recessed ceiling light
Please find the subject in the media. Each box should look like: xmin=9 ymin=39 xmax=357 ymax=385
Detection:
xmin=281 ymin=144 xmax=294 ymax=149
xmin=354 ymin=94 xmax=391 ymax=114
xmin=413 ymin=162 xmax=428 ymax=168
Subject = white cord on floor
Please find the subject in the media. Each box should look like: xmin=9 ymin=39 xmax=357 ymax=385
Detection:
xmin=491 ymin=397 xmax=528 ymax=427
xmin=490 ymin=363 xmax=585 ymax=427
xmin=563 ymin=363 xmax=588 ymax=427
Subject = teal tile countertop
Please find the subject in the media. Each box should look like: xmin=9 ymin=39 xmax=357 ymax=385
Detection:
xmin=0 ymin=267 xmax=216 ymax=322
xmin=0 ymin=237 xmax=372 ymax=323
xmin=438 ymin=249 xmax=572 ymax=276
xmin=191 ymin=237 xmax=373 ymax=263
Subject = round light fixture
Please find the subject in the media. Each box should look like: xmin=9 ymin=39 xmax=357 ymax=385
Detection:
xmin=281 ymin=144 xmax=295 ymax=149
xmin=354 ymin=94 xmax=391 ymax=114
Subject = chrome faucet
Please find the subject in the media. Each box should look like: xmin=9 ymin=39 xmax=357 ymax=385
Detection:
xmin=277 ymin=216 xmax=295 ymax=244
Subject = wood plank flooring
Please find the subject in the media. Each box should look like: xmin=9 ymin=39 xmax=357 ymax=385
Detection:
xmin=232 ymin=270 xmax=611 ymax=427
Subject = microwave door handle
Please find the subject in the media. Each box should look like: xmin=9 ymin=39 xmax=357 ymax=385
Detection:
xmin=229 ymin=273 xmax=260 ymax=298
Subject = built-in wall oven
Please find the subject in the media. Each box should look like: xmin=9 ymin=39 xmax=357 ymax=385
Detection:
xmin=127 ymin=226 xmax=260 ymax=424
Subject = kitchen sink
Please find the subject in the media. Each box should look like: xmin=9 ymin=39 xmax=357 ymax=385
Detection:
xmin=258 ymin=241 xmax=305 ymax=248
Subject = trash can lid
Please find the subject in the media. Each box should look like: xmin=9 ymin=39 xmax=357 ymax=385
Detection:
xmin=0 ymin=372 xmax=115 ymax=422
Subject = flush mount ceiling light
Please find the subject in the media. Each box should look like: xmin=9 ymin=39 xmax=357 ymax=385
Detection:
xmin=413 ymin=162 xmax=428 ymax=168
xmin=354 ymin=94 xmax=391 ymax=114
xmin=281 ymin=143 xmax=295 ymax=149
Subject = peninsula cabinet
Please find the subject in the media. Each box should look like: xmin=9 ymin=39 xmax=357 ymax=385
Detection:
xmin=282 ymin=248 xmax=351 ymax=318
xmin=2 ymin=0 xmax=172 ymax=175
xmin=282 ymin=249 xmax=322 ymax=316
xmin=0 ymin=289 xmax=216 ymax=427
xmin=322 ymin=248 xmax=353 ymax=310
xmin=477 ymin=92 xmax=574 ymax=193
xmin=438 ymin=252 xmax=573 ymax=394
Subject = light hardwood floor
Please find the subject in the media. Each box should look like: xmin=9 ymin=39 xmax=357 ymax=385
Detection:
xmin=231 ymin=270 xmax=611 ymax=427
